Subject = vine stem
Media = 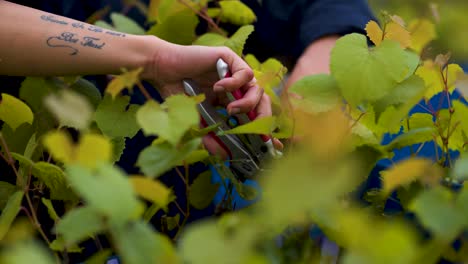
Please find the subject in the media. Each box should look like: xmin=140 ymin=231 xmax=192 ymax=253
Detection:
xmin=173 ymin=164 xmax=191 ymax=241
xmin=177 ymin=0 xmax=226 ymax=36
xmin=0 ymin=134 xmax=23 ymax=187
xmin=136 ymin=81 xmax=153 ymax=101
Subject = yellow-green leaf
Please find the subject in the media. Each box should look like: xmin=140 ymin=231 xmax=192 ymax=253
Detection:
xmin=147 ymin=9 xmax=199 ymax=45
xmin=408 ymin=19 xmax=437 ymax=54
xmin=222 ymin=116 xmax=277 ymax=135
xmin=42 ymin=131 xmax=74 ymax=164
xmin=129 ymin=176 xmax=174 ymax=209
xmin=75 ymin=133 xmax=112 ymax=169
xmin=44 ymin=89 xmax=93 ymax=130
xmin=106 ymin=68 xmax=143 ymax=98
xmin=41 ymin=198 xmax=59 ymax=222
xmin=219 ymin=1 xmax=256 ymax=25
xmin=416 ymin=61 xmax=464 ymax=100
xmin=381 ymin=158 xmax=440 ymax=196
xmin=189 ymin=171 xmax=219 ymax=210
xmin=0 ymin=93 xmax=33 ymax=130
xmin=0 ymin=191 xmax=24 ymax=240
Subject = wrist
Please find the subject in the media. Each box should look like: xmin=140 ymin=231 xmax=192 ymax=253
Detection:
xmin=136 ymin=35 xmax=169 ymax=83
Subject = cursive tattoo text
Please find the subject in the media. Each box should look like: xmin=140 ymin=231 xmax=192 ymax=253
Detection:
xmin=46 ymin=32 xmax=106 ymax=55
xmin=40 ymin=15 xmax=68 ymax=25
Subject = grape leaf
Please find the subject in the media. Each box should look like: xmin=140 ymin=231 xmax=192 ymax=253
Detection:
xmin=41 ymin=198 xmax=59 ymax=222
xmin=409 ymin=187 xmax=466 ymax=242
xmin=452 ymin=100 xmax=468 ymax=136
xmin=33 ymin=162 xmax=76 ymax=201
xmin=404 ymin=113 xmax=434 ymax=132
xmin=110 ymin=13 xmax=145 ymax=35
xmin=44 ymin=89 xmax=93 ymax=130
xmin=365 ymin=20 xmax=383 ymax=46
xmin=225 ymin=25 xmax=254 ymax=56
xmin=289 ymin=74 xmax=341 ymax=113
xmin=112 ymin=221 xmax=178 ymax=264
xmin=219 ymin=1 xmax=256 ymax=25
xmin=106 ymin=68 xmax=143 ymax=98
xmin=408 ymin=19 xmax=437 ymax=54
xmin=330 ymin=34 xmax=409 ymax=106
xmin=452 ymin=153 xmax=468 ymax=181
xmin=49 ymin=237 xmax=82 ymax=253
xmin=366 ymin=20 xmax=410 ymax=49
xmin=0 ymin=191 xmax=24 ymax=240
xmin=42 ymin=130 xmax=74 ymax=164
xmin=137 ymin=139 xmax=201 ymax=178
xmin=94 ymin=95 xmax=140 ymax=139
xmin=43 ymin=131 xmax=113 ymax=169
xmin=193 ymin=33 xmax=227 ymax=47
xmin=176 ymin=149 xmax=209 ymax=165
xmin=0 ymin=93 xmax=33 ymax=130
xmin=55 ymin=206 xmax=104 ymax=245
xmin=380 ymin=158 xmax=440 ymax=196
xmin=66 ymin=164 xmax=141 ymax=221
xmin=147 ymin=9 xmax=199 ymax=45
xmin=69 ymin=78 xmax=102 ymax=108
xmin=136 ymin=96 xmax=199 ymax=146
xmin=83 ymin=249 xmax=113 ymax=264
xmin=416 ymin=61 xmax=464 ymax=100
xmin=222 ymin=116 xmax=276 ymax=135
xmin=0 ymin=182 xmax=17 ymax=211
xmin=1 ymin=240 xmax=55 ymax=264
xmin=386 ymin=127 xmax=435 ymax=151
xmin=129 ymin=176 xmax=174 ymax=210
xmin=111 ymin=137 xmax=126 ymax=163
xmin=189 ymin=171 xmax=219 ymax=210
xmin=1 ymin=123 xmax=34 ymax=155
xmin=19 ymin=77 xmax=58 ymax=112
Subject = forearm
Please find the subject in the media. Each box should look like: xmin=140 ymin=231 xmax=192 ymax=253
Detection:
xmin=285 ymin=35 xmax=339 ymax=91
xmin=0 ymin=1 xmax=160 ymax=78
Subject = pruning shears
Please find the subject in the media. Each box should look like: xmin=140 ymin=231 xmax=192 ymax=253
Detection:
xmin=182 ymin=58 xmax=281 ymax=179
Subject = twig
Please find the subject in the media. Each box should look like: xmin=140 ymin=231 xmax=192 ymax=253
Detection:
xmin=177 ymin=0 xmax=225 ymax=36
xmin=136 ymin=81 xmax=153 ymax=101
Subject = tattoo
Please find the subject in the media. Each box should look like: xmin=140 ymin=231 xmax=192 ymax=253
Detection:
xmin=40 ymin=15 xmax=68 ymax=25
xmin=46 ymin=32 xmax=106 ymax=55
xmin=40 ymin=14 xmax=126 ymax=38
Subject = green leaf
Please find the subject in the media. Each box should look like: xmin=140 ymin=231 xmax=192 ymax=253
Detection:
xmin=111 ymin=137 xmax=126 ymax=163
xmin=222 ymin=116 xmax=276 ymax=135
xmin=1 ymin=123 xmax=34 ymax=155
xmin=94 ymin=20 xmax=115 ymax=30
xmin=331 ymin=34 xmax=409 ymax=106
xmin=129 ymin=176 xmax=174 ymax=210
xmin=452 ymin=153 xmax=468 ymax=181
xmin=374 ymin=75 xmax=426 ymax=115
xmin=165 ymin=214 xmax=180 ymax=231
xmin=402 ymin=50 xmax=421 ymax=80
xmin=289 ymin=74 xmax=341 ymax=113
xmin=0 ymin=182 xmax=17 ymax=210
xmin=1 ymin=240 xmax=55 ymax=264
xmin=176 ymin=149 xmax=209 ymax=165
xmin=0 ymin=191 xmax=24 ymax=241
xmin=44 ymin=89 xmax=93 ymax=130
xmin=219 ymin=1 xmax=256 ymax=25
xmin=49 ymin=237 xmax=82 ymax=253
xmin=41 ymin=198 xmax=59 ymax=222
xmin=69 ymin=78 xmax=102 ymax=108
xmin=136 ymin=96 xmax=199 ymax=146
xmin=189 ymin=171 xmax=219 ymax=210
xmin=110 ymin=13 xmax=145 ymax=35
xmin=112 ymin=221 xmax=178 ymax=264
xmin=404 ymin=113 xmax=434 ymax=132
xmin=94 ymin=95 xmax=140 ymax=139
xmin=0 ymin=93 xmax=33 ymax=130
xmin=137 ymin=139 xmax=201 ymax=178
xmin=33 ymin=162 xmax=76 ymax=201
xmin=55 ymin=206 xmax=104 ymax=245
xmin=193 ymin=33 xmax=227 ymax=46
xmin=409 ymin=187 xmax=466 ymax=242
xmin=105 ymin=68 xmax=143 ymax=98
xmin=386 ymin=127 xmax=436 ymax=150
xmin=147 ymin=9 xmax=199 ymax=45
xmin=19 ymin=77 xmax=58 ymax=112
xmin=453 ymin=100 xmax=468 ymax=136
xmin=66 ymin=164 xmax=141 ymax=221
xmin=225 ymin=25 xmax=254 ymax=56
xmin=84 ymin=249 xmax=113 ymax=264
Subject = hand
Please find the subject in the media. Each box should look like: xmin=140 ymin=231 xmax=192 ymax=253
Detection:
xmin=141 ymin=38 xmax=280 ymax=156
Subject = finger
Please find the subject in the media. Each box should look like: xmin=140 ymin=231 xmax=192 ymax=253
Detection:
xmin=252 ymin=93 xmax=272 ymax=119
xmin=226 ymin=84 xmax=264 ymax=115
xmin=273 ymin=138 xmax=284 ymax=150
xmin=213 ymin=48 xmax=254 ymax=92
xmin=202 ymin=135 xmax=229 ymax=160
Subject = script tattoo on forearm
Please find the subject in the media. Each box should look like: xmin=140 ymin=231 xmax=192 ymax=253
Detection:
xmin=40 ymin=15 xmax=126 ymax=38
xmin=46 ymin=32 xmax=106 ymax=55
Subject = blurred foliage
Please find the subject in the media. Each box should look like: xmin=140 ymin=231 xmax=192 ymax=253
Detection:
xmin=1 ymin=0 xmax=468 ymax=263
xmin=369 ymin=0 xmax=468 ymax=62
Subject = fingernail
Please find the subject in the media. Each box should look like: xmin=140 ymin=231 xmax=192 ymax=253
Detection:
xmin=229 ymin=108 xmax=241 ymax=115
xmin=214 ymin=85 xmax=225 ymax=92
